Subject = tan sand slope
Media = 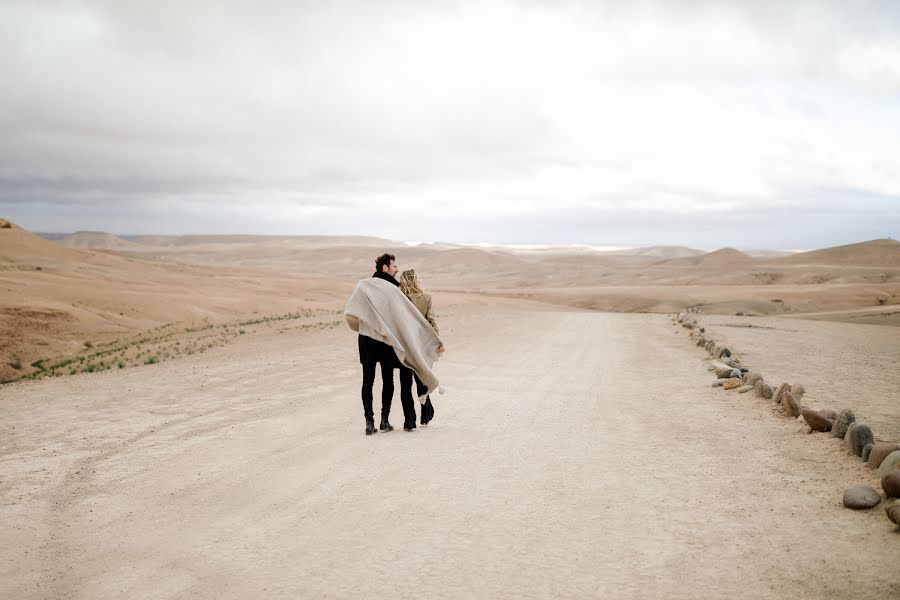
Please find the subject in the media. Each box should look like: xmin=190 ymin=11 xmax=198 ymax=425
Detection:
xmin=0 ymin=221 xmax=350 ymax=383
xmin=773 ymin=238 xmax=900 ymax=267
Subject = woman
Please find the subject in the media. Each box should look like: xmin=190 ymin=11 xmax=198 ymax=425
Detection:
xmin=398 ymin=269 xmax=442 ymax=428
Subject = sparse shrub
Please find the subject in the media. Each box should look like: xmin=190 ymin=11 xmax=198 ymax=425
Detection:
xmin=84 ymin=341 xmax=93 ymax=348
xmin=144 ymin=356 xmax=158 ymax=365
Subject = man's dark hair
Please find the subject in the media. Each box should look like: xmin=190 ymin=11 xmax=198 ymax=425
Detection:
xmin=375 ymin=253 xmax=396 ymax=273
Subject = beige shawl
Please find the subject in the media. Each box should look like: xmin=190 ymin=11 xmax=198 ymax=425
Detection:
xmin=344 ymin=277 xmax=443 ymax=394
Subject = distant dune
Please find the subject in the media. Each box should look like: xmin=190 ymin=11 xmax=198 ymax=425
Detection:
xmin=3 ymin=219 xmax=900 ymax=384
xmin=772 ymin=238 xmax=900 ymax=267
xmin=654 ymin=247 xmax=755 ymax=269
xmin=60 ymin=231 xmax=140 ymax=249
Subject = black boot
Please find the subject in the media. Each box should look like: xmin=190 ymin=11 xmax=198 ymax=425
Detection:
xmin=379 ymin=416 xmax=394 ymax=432
xmin=365 ymin=419 xmax=377 ymax=435
xmin=421 ymin=396 xmax=434 ymax=425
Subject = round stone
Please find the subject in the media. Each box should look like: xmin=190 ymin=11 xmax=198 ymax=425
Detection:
xmin=867 ymin=443 xmax=900 ymax=470
xmin=848 ymin=424 xmax=874 ymax=457
xmin=772 ymin=383 xmax=790 ymax=404
xmin=782 ymin=391 xmax=801 ymax=418
xmin=745 ymin=372 xmax=764 ymax=386
xmin=831 ymin=409 xmax=856 ymax=439
xmin=885 ymin=500 xmax=900 ymax=527
xmin=882 ymin=471 xmax=900 ymax=498
xmin=723 ymin=378 xmax=744 ymax=390
xmin=843 ymin=485 xmax=881 ymax=509
xmin=801 ymin=408 xmax=833 ymax=432
xmin=876 ymin=450 xmax=900 ymax=478
xmin=862 ymin=443 xmax=875 ymax=462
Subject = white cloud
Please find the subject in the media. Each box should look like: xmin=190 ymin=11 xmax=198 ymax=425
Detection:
xmin=1 ymin=0 xmax=899 ymax=245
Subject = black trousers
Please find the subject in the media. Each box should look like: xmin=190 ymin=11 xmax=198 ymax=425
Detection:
xmin=398 ymin=366 xmax=418 ymax=429
xmin=361 ymin=361 xmax=394 ymax=421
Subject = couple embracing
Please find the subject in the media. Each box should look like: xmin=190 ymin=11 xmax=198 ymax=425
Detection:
xmin=344 ymin=253 xmax=445 ymax=435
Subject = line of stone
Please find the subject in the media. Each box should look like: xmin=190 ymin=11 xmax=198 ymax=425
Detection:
xmin=673 ymin=308 xmax=900 ymax=530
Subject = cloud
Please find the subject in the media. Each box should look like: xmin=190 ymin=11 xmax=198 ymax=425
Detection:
xmin=1 ymin=0 xmax=899 ymax=245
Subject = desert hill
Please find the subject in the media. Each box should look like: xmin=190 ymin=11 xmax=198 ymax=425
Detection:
xmin=60 ymin=231 xmax=139 ymax=249
xmin=772 ymin=238 xmax=900 ymax=267
xmin=0 ymin=219 xmax=93 ymax=265
xmin=4 ymin=223 xmax=900 ymax=384
xmin=656 ymin=247 xmax=755 ymax=269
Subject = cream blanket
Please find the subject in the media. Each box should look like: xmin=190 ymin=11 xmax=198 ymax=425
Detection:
xmin=344 ymin=277 xmax=443 ymax=395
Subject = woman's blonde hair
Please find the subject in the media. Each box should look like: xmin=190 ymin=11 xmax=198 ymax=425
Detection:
xmin=399 ymin=269 xmax=424 ymax=297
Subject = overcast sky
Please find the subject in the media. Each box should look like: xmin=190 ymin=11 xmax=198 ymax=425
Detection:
xmin=1 ymin=0 xmax=899 ymax=249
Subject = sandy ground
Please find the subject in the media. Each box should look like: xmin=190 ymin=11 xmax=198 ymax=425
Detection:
xmin=2 ymin=299 xmax=897 ymax=599
xmin=698 ymin=315 xmax=900 ymax=441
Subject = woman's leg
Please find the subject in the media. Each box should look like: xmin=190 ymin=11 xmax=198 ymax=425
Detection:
xmin=398 ymin=366 xmax=416 ymax=430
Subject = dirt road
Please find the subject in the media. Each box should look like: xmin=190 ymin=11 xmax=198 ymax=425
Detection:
xmin=2 ymin=302 xmax=897 ymax=599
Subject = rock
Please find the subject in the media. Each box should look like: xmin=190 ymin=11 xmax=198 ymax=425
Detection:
xmin=843 ymin=423 xmax=857 ymax=446
xmin=848 ymin=424 xmax=874 ymax=457
xmin=723 ymin=378 xmax=744 ymax=390
xmin=831 ymin=409 xmax=856 ymax=439
xmin=882 ymin=470 xmax=900 ymax=498
xmin=737 ymin=385 xmax=754 ymax=393
xmin=820 ymin=409 xmax=838 ymax=421
xmin=0 ymin=219 xmax=11 ymax=229
xmin=711 ymin=380 xmax=725 ymax=387
xmin=801 ymin=408 xmax=833 ymax=432
xmin=782 ymin=391 xmax=801 ymax=418
xmin=745 ymin=372 xmax=764 ymax=386
xmin=862 ymin=443 xmax=874 ymax=462
xmin=716 ymin=347 xmax=732 ymax=359
xmin=866 ymin=443 xmax=900 ymax=470
xmin=753 ymin=380 xmax=773 ymax=399
xmin=876 ymin=450 xmax=900 ymax=478
xmin=886 ymin=500 xmax=900 ymax=527
xmin=772 ymin=383 xmax=790 ymax=404
xmin=842 ymin=485 xmax=881 ymax=509
xmin=790 ymin=383 xmax=806 ymax=401
xmin=717 ymin=369 xmax=736 ymax=379
xmin=723 ymin=359 xmax=742 ymax=369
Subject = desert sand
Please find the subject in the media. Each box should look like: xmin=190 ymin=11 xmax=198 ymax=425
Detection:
xmin=2 ymin=221 xmax=899 ymax=598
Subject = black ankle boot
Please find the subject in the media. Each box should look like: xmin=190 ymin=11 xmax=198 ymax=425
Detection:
xmin=365 ymin=419 xmax=377 ymax=435
xmin=379 ymin=416 xmax=393 ymax=432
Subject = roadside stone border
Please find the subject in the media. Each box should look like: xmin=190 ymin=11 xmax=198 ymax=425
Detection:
xmin=673 ymin=308 xmax=900 ymax=529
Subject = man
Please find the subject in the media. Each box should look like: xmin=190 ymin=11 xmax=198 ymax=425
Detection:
xmin=357 ymin=253 xmax=402 ymax=435
xmin=345 ymin=253 xmax=444 ymax=436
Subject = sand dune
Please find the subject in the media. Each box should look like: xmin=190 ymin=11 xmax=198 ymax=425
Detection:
xmin=59 ymin=231 xmax=140 ymax=250
xmin=773 ymin=238 xmax=900 ymax=267
xmin=3 ymin=220 xmax=900 ymax=387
